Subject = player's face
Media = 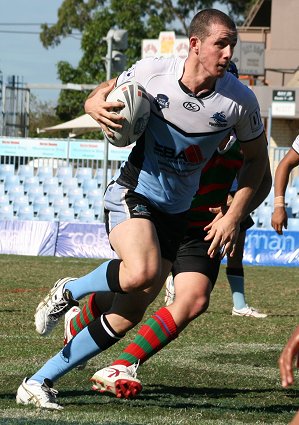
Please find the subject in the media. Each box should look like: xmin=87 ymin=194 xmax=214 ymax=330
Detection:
xmin=197 ymin=23 xmax=237 ymax=78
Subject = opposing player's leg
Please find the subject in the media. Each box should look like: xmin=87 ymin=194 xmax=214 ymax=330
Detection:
xmin=227 ymin=229 xmax=267 ymax=318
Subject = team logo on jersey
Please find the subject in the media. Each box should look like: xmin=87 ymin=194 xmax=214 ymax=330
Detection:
xmin=132 ymin=204 xmax=151 ymax=216
xmin=209 ymin=111 xmax=228 ymax=127
xmin=154 ymin=94 xmax=170 ymax=110
xmin=183 ymin=102 xmax=200 ymax=112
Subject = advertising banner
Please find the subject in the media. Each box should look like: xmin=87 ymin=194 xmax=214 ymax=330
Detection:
xmin=0 ymin=220 xmax=58 ymax=256
xmin=55 ymin=222 xmax=118 ymax=259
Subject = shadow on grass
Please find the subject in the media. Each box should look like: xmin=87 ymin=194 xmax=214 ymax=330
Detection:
xmin=2 ymin=385 xmax=297 ymax=416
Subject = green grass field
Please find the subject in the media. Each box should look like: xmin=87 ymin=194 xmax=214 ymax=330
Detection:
xmin=0 ymin=254 xmax=298 ymax=424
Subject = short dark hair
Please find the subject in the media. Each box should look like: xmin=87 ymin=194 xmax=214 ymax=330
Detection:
xmin=189 ymin=9 xmax=237 ymax=40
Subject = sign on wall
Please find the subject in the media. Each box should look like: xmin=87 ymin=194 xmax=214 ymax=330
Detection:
xmin=272 ymin=90 xmax=296 ymax=117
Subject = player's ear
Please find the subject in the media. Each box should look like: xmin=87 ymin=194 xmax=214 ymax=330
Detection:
xmin=189 ymin=36 xmax=200 ymax=53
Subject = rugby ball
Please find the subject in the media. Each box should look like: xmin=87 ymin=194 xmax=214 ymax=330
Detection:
xmin=104 ymin=80 xmax=150 ymax=147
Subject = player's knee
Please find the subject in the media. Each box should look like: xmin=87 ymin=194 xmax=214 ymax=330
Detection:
xmin=122 ymin=266 xmax=158 ymax=292
xmin=189 ymin=296 xmax=210 ymax=320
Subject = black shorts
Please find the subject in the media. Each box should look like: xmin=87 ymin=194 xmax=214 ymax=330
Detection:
xmin=172 ymin=228 xmax=221 ymax=286
xmin=240 ymin=215 xmax=254 ymax=232
xmin=104 ymin=181 xmax=188 ymax=262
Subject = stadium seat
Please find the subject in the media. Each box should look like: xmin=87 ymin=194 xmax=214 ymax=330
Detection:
xmin=23 ymin=176 xmax=41 ymax=194
xmin=263 ymin=186 xmax=274 ymax=207
xmin=52 ymin=197 xmax=70 ymax=214
xmin=86 ymin=188 xmax=102 ymax=206
xmin=12 ymin=194 xmax=30 ymax=214
xmin=58 ymin=207 xmax=76 ymax=222
xmin=37 ymin=166 xmax=53 ymax=183
xmin=67 ymin=187 xmax=84 ymax=205
xmin=17 ymin=164 xmax=34 ymax=183
xmin=47 ymin=186 xmax=64 ymax=204
xmin=290 ymin=197 xmax=299 ymax=217
xmin=75 ymin=167 xmax=93 ymax=185
xmin=286 ymin=217 xmax=299 ymax=231
xmin=17 ymin=205 xmax=35 ymax=221
xmin=7 ymin=185 xmax=25 ymax=202
xmin=61 ymin=177 xmax=79 ymax=195
xmin=27 ymin=186 xmax=45 ymax=203
xmin=250 ymin=214 xmax=259 ymax=228
xmin=37 ymin=206 xmax=55 ymax=221
xmin=32 ymin=196 xmax=50 ymax=214
xmin=72 ymin=198 xmax=89 ymax=215
xmin=77 ymin=208 xmax=96 ymax=223
xmin=0 ymin=194 xmax=10 ymax=207
xmin=256 ymin=205 xmax=272 ymax=229
xmin=43 ymin=177 xmax=60 ymax=195
xmin=0 ymin=204 xmax=14 ymax=220
xmin=56 ymin=166 xmax=73 ymax=183
xmin=292 ymin=175 xmax=299 ymax=192
xmin=91 ymin=197 xmax=103 ymax=217
xmin=82 ymin=178 xmax=98 ymax=195
xmin=4 ymin=175 xmax=21 ymax=192
xmin=285 ymin=186 xmax=297 ymax=206
xmin=0 ymin=164 xmax=15 ymax=182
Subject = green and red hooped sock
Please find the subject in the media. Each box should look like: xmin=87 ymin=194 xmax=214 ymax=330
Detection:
xmin=112 ymin=306 xmax=178 ymax=367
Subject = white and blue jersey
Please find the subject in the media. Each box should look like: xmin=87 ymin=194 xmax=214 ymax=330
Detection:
xmin=114 ymin=56 xmax=264 ymax=214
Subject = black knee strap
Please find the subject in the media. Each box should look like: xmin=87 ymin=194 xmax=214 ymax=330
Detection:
xmin=106 ymin=259 xmax=126 ymax=293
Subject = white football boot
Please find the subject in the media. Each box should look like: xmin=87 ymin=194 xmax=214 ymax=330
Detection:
xmin=164 ymin=274 xmax=175 ymax=306
xmin=91 ymin=364 xmax=142 ymax=399
xmin=16 ymin=378 xmax=63 ymax=410
xmin=35 ymin=277 xmax=78 ymax=336
xmin=232 ymin=305 xmax=268 ymax=318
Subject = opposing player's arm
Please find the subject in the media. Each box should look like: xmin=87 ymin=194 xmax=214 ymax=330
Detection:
xmin=272 ymin=148 xmax=299 ymax=234
xmin=84 ymin=77 xmax=125 ymax=137
xmin=205 ymin=132 xmax=270 ymax=258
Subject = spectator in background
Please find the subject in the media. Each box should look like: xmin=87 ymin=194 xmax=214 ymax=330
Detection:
xmin=272 ymin=135 xmax=299 ymax=234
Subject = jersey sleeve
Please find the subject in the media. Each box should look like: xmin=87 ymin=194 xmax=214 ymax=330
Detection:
xmin=292 ymin=135 xmax=299 ymax=154
xmin=224 ymin=78 xmax=264 ymax=143
xmin=116 ymin=57 xmax=173 ymax=87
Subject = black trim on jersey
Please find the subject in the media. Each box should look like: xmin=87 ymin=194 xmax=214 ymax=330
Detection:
xmin=151 ymin=109 xmax=230 ymax=138
xmin=178 ymin=79 xmax=215 ymax=99
xmin=237 ymin=130 xmax=265 ymax=144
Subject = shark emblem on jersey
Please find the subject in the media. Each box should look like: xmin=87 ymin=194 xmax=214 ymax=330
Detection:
xmin=209 ymin=111 xmax=228 ymax=127
xmin=154 ymin=94 xmax=170 ymax=110
xmin=132 ymin=204 xmax=151 ymax=216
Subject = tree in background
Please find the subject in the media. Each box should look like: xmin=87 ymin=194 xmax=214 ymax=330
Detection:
xmin=29 ymin=95 xmax=61 ymax=138
xmin=40 ymin=0 xmax=255 ymax=122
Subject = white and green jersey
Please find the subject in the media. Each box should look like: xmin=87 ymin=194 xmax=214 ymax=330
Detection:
xmin=115 ymin=56 xmax=263 ymax=214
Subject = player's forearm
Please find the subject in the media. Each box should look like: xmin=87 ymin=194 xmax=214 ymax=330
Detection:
xmin=227 ymin=153 xmax=270 ymax=222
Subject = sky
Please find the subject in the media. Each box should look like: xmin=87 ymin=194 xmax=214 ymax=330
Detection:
xmin=0 ymin=0 xmax=82 ymax=104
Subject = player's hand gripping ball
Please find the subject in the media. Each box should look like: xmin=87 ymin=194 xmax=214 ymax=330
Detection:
xmin=104 ymin=80 xmax=151 ymax=147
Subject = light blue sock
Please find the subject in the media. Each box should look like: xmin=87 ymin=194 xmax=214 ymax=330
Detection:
xmin=65 ymin=260 xmax=112 ymax=300
xmin=29 ymin=327 xmax=101 ymax=384
xmin=227 ymin=274 xmax=246 ymax=310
